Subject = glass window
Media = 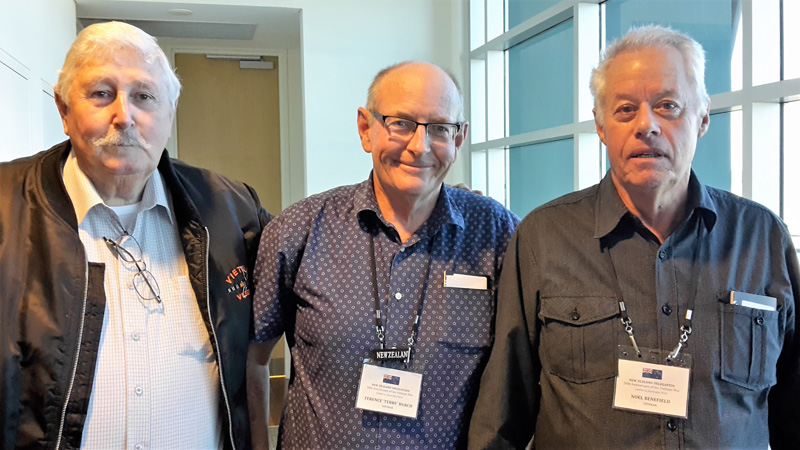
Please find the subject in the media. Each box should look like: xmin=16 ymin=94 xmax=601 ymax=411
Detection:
xmin=507 ymin=0 xmax=561 ymax=30
xmin=693 ymin=110 xmax=742 ymax=192
xmin=509 ymin=139 xmax=574 ymax=217
xmin=508 ymin=19 xmax=574 ymax=135
xmin=604 ymin=0 xmax=742 ymax=94
xmin=785 ymin=0 xmax=800 ymax=80
xmin=783 ymin=101 xmax=800 ymax=237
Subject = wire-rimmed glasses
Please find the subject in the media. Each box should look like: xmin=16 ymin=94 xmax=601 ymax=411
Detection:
xmin=103 ymin=233 xmax=162 ymax=302
xmin=370 ymin=110 xmax=461 ymax=144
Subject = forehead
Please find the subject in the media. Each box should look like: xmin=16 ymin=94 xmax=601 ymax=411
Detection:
xmin=73 ymin=48 xmax=165 ymax=89
xmin=373 ymin=65 xmax=460 ymax=121
xmin=603 ymin=46 xmax=693 ymax=100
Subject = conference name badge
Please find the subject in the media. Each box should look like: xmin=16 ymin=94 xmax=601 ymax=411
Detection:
xmin=355 ymin=362 xmax=423 ymax=418
xmin=612 ymin=345 xmax=692 ymax=418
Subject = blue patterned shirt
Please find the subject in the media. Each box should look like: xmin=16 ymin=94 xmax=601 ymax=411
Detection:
xmin=253 ymin=176 xmax=519 ymax=449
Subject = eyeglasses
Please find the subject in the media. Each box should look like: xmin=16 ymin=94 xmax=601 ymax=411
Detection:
xmin=370 ymin=110 xmax=461 ymax=144
xmin=103 ymin=233 xmax=162 ymax=302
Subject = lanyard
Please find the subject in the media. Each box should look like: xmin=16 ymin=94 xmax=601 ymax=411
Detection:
xmin=368 ymin=232 xmax=434 ymax=364
xmin=605 ymin=219 xmax=705 ymax=362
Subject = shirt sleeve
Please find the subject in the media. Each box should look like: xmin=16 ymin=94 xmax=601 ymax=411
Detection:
xmin=251 ymin=205 xmax=308 ymax=343
xmin=768 ymin=235 xmax=800 ymax=449
xmin=468 ymin=229 xmax=541 ymax=449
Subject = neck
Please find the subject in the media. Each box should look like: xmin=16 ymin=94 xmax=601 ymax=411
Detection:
xmin=374 ymin=182 xmax=441 ymax=243
xmin=91 ymin=173 xmax=150 ymax=206
xmin=612 ymin=176 xmax=689 ymax=243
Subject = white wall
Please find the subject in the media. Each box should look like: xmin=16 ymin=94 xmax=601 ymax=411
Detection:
xmin=100 ymin=0 xmax=470 ymax=199
xmin=0 ymin=0 xmax=76 ymax=162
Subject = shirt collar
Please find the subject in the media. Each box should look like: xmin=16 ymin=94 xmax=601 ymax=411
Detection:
xmin=62 ymin=150 xmax=173 ymax=226
xmin=593 ymin=170 xmax=718 ymax=240
xmin=355 ymin=172 xmax=464 ymax=239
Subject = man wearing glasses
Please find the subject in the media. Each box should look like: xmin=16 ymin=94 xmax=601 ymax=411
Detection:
xmin=252 ymin=62 xmax=519 ymax=449
xmin=0 ymin=22 xmax=269 ymax=448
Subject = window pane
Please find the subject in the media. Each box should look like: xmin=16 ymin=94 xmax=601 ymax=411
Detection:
xmin=693 ymin=110 xmax=741 ymax=192
xmin=509 ymin=139 xmax=574 ymax=217
xmin=604 ymin=0 xmax=741 ymax=95
xmin=784 ymin=101 xmax=800 ymax=237
xmin=508 ymin=19 xmax=573 ymax=135
xmin=785 ymin=0 xmax=800 ymax=80
xmin=507 ymin=0 xmax=560 ymax=30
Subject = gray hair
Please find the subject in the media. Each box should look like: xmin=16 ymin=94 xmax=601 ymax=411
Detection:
xmin=590 ymin=25 xmax=709 ymax=124
xmin=366 ymin=61 xmax=465 ymax=122
xmin=55 ymin=21 xmax=181 ymax=113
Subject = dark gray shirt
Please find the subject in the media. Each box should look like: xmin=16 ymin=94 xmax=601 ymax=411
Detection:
xmin=469 ymin=171 xmax=800 ymax=449
xmin=253 ymin=176 xmax=519 ymax=449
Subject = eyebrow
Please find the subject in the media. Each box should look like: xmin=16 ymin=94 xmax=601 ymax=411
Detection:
xmin=81 ymin=76 xmax=160 ymax=93
xmin=393 ymin=111 xmax=457 ymax=123
xmin=611 ymin=89 xmax=683 ymax=104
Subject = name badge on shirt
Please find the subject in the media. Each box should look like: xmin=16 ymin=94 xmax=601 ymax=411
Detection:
xmin=443 ymin=272 xmax=488 ymax=290
xmin=612 ymin=346 xmax=692 ymax=418
xmin=355 ymin=362 xmax=423 ymax=418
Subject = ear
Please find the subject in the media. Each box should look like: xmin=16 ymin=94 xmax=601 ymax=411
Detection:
xmin=55 ymin=92 xmax=70 ymax=136
xmin=593 ymin=109 xmax=608 ymax=145
xmin=357 ymin=107 xmax=373 ymax=153
xmin=454 ymin=122 xmax=468 ymax=150
xmin=697 ymin=104 xmax=711 ymax=139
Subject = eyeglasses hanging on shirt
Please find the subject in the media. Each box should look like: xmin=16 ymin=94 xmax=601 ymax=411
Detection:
xmin=103 ymin=233 xmax=162 ymax=302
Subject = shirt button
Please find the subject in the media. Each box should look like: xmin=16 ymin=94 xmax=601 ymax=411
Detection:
xmin=400 ymin=247 xmax=406 ymax=252
xmin=755 ymin=316 xmax=764 ymax=325
xmin=132 ymin=331 xmax=140 ymax=341
xmin=659 ymin=250 xmax=668 ymax=259
xmin=394 ymin=292 xmax=403 ymax=300
xmin=661 ymin=305 xmax=672 ymax=315
xmin=135 ymin=386 xmax=144 ymax=396
xmin=570 ymin=310 xmax=580 ymax=321
xmin=667 ymin=418 xmax=677 ymax=431
xmin=134 ymin=445 xmax=143 ymax=450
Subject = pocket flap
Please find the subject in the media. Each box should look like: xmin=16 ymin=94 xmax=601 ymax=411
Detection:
xmin=539 ymin=296 xmax=619 ymax=326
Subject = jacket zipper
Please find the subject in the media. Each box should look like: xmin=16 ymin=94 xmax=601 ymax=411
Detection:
xmin=204 ymin=227 xmax=236 ymax=449
xmin=55 ymin=260 xmax=90 ymax=449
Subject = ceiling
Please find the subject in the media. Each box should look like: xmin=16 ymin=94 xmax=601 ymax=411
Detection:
xmin=74 ymin=1 xmax=301 ymax=48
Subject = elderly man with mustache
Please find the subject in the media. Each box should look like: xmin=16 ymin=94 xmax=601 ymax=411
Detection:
xmin=0 ymin=22 xmax=270 ymax=449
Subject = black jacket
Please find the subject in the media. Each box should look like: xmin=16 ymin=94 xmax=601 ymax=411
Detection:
xmin=0 ymin=141 xmax=271 ymax=449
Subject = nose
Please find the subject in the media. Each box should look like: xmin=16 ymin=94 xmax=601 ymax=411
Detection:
xmin=111 ymin=94 xmax=134 ymax=129
xmin=406 ymin=123 xmax=430 ymax=154
xmin=634 ymin=104 xmax=660 ymax=138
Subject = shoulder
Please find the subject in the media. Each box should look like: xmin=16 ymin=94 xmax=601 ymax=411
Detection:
xmin=703 ymin=186 xmax=791 ymax=238
xmin=517 ymin=183 xmax=599 ymax=230
xmin=444 ymin=185 xmax=520 ymax=228
xmin=265 ymin=182 xmax=362 ymax=232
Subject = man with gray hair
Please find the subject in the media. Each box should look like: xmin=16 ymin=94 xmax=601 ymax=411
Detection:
xmin=0 ymin=21 xmax=270 ymax=448
xmin=469 ymin=25 xmax=799 ymax=449
xmin=252 ymin=61 xmax=518 ymax=449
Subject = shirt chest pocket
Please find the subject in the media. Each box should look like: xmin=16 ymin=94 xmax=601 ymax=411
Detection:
xmin=720 ymin=303 xmax=782 ymax=390
xmin=539 ymin=296 xmax=619 ymax=383
xmin=437 ymin=287 xmax=494 ymax=349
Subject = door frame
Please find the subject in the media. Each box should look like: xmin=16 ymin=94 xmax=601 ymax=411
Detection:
xmin=167 ymin=47 xmax=295 ymax=211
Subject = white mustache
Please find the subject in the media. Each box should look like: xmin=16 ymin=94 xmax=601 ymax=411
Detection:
xmin=92 ymin=128 xmax=151 ymax=151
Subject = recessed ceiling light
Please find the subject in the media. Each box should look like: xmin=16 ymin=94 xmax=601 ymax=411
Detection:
xmin=167 ymin=9 xmax=192 ymax=16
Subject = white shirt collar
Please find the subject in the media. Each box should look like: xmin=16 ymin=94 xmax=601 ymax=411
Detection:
xmin=62 ymin=150 xmax=173 ymax=226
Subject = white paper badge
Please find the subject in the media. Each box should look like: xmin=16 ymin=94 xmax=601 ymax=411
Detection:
xmin=355 ymin=363 xmax=423 ymax=418
xmin=613 ymin=357 xmax=691 ymax=418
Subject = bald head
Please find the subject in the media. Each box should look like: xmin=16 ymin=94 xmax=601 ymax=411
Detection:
xmin=366 ymin=62 xmax=464 ymax=122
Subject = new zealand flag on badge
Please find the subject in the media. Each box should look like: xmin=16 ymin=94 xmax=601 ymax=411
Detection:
xmin=642 ymin=367 xmax=663 ymax=380
xmin=383 ymin=374 xmax=401 ymax=385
